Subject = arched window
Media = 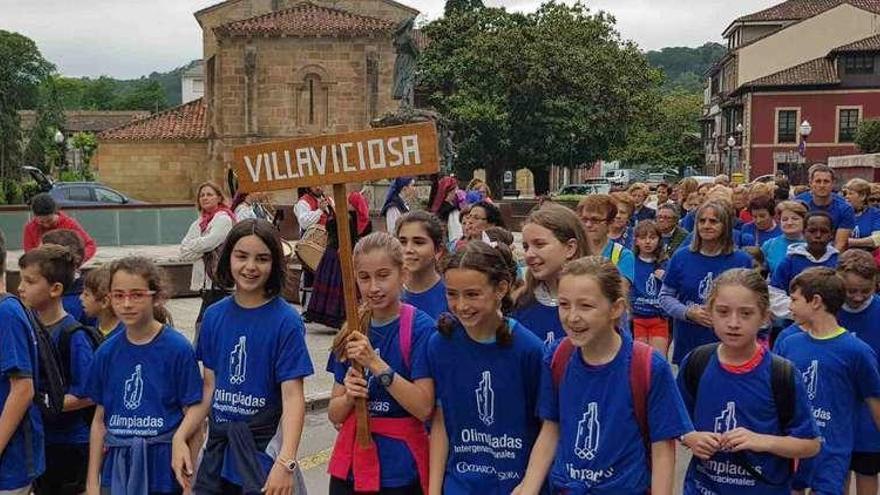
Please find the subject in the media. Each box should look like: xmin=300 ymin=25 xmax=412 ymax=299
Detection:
xmin=294 ymin=69 xmax=332 ymax=132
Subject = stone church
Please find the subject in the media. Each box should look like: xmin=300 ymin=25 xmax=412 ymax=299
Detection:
xmin=95 ymin=0 xmax=418 ymax=202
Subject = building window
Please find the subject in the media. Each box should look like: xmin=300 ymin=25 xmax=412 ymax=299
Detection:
xmin=839 ymin=108 xmax=861 ymax=142
xmin=843 ymin=54 xmax=875 ymax=74
xmin=777 ymin=110 xmax=797 ymax=143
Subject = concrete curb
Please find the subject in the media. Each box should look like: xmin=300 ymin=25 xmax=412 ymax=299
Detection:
xmin=305 ymin=391 xmax=332 ymax=412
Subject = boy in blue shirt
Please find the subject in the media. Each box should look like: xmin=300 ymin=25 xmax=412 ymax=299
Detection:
xmin=775 ymin=267 xmax=880 ymax=495
xmin=40 ymin=229 xmax=93 ymax=327
xmin=0 ymin=231 xmax=45 ymax=494
xmin=17 ymin=244 xmax=96 ymax=495
xmin=835 ymin=250 xmax=880 ymax=495
xmin=769 ymin=211 xmax=838 ymax=321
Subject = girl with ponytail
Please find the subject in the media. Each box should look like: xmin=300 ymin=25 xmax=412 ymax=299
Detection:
xmin=327 ymin=232 xmax=436 ymax=495
xmin=427 ymin=240 xmax=545 ymax=494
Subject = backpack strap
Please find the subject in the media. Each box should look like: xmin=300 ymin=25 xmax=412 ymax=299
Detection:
xmin=630 ymin=341 xmax=653 ymax=464
xmin=769 ymin=354 xmax=796 ymax=432
xmin=550 ymin=337 xmax=576 ymax=388
xmin=611 ymin=242 xmax=623 ymax=265
xmin=682 ymin=343 xmax=720 ymax=414
xmin=57 ymin=320 xmax=101 ymax=385
xmin=399 ymin=303 xmax=415 ymax=370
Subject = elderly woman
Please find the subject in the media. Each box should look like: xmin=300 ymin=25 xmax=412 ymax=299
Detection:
xmin=381 ymin=176 xmax=415 ymax=232
xmin=180 ymin=181 xmax=236 ymax=335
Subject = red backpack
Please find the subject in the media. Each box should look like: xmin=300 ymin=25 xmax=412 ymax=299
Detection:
xmin=550 ymin=338 xmax=654 ymax=466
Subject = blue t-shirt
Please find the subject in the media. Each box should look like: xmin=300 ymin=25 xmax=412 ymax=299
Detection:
xmin=513 ymin=301 xmax=564 ymax=346
xmin=602 ymin=241 xmax=635 ymax=283
xmin=664 ymin=249 xmax=754 ymax=364
xmin=761 ymin=237 xmax=803 ymax=275
xmin=769 ymin=246 xmax=838 ymax=293
xmin=100 ymin=321 xmax=125 ymax=341
xmin=402 ymin=279 xmax=448 ymax=321
xmin=45 ymin=313 xmax=95 ymax=445
xmin=678 ymin=350 xmax=818 ymax=494
xmin=632 ymin=206 xmax=656 ymax=225
xmin=196 ymin=296 xmax=314 ymax=487
xmin=852 ymin=207 xmax=880 ymax=240
xmin=772 ymin=324 xmax=803 ymax=352
xmin=839 ymin=296 xmax=880 ymax=453
xmin=740 ymin=222 xmax=783 ymax=248
xmin=427 ymin=319 xmax=544 ymax=493
xmin=795 ymin=191 xmax=856 ymax=231
xmin=87 ymin=327 xmax=203 ymax=492
xmin=681 ymin=210 xmax=696 ymax=232
xmin=611 ymin=227 xmax=635 ymax=251
xmin=538 ymin=339 xmax=692 ymax=493
xmin=330 ymin=308 xmax=435 ymax=488
xmin=0 ymin=296 xmax=45 ymax=489
xmin=631 ymin=257 xmax=665 ymax=318
xmin=775 ymin=331 xmax=880 ymax=493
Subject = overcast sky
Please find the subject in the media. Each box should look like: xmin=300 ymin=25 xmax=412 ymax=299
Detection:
xmin=1 ymin=0 xmax=779 ymax=79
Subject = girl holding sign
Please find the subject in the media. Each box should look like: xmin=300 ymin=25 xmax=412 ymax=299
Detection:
xmin=328 ymin=232 xmax=435 ymax=495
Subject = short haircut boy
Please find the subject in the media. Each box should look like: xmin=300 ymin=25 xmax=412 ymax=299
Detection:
xmin=18 ymin=244 xmax=77 ymax=292
xmin=838 ymin=249 xmax=878 ymax=281
xmin=30 ymin=193 xmax=57 ymax=216
xmin=748 ymin=195 xmax=775 ymax=215
xmin=577 ymin=194 xmax=617 ymax=223
xmin=41 ymin=229 xmax=85 ymax=268
xmin=790 ymin=266 xmax=846 ymax=314
xmin=805 ymin=210 xmax=833 ymax=228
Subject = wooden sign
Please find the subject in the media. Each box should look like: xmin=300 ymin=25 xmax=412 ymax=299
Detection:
xmin=233 ymin=122 xmax=440 ymax=192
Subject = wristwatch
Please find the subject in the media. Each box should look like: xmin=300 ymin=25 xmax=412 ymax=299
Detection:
xmin=377 ymin=367 xmax=396 ymax=387
xmin=276 ymin=455 xmax=298 ymax=472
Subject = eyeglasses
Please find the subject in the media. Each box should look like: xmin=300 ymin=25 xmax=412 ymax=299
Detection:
xmin=109 ymin=290 xmax=157 ymax=303
xmin=468 ymin=215 xmax=488 ymax=221
xmin=582 ymin=216 xmax=607 ymax=225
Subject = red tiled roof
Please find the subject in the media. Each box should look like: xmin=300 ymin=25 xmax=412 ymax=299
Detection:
xmin=214 ymin=2 xmax=395 ymax=38
xmin=97 ymin=98 xmax=206 ymax=141
xmin=737 ymin=0 xmax=880 ymax=22
xmin=742 ymin=57 xmax=840 ymax=89
xmin=832 ymin=33 xmax=880 ymax=53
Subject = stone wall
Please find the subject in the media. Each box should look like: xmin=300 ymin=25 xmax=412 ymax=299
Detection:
xmin=94 ymin=141 xmax=211 ymax=202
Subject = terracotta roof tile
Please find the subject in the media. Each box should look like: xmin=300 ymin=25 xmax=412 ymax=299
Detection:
xmin=737 ymin=0 xmax=880 ymax=22
xmin=743 ymin=57 xmax=839 ymax=88
xmin=98 ymin=98 xmax=206 ymax=141
xmin=214 ymin=2 xmax=395 ymax=38
xmin=832 ymin=33 xmax=880 ymax=53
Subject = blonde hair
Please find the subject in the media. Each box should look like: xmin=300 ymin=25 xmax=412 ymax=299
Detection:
xmin=627 ymin=182 xmax=648 ymax=194
xmin=516 ymin=203 xmax=590 ymax=309
xmin=845 ymin=178 xmax=872 ymax=199
xmin=610 ymin=192 xmax=635 ymax=215
xmin=707 ymin=268 xmax=770 ymax=316
xmin=332 ymin=232 xmax=404 ymax=359
xmin=776 ymin=200 xmax=808 ymax=219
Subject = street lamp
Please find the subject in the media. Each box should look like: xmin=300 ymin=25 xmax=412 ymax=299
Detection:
xmin=727 ymin=135 xmax=736 ymax=178
xmin=53 ymin=129 xmax=66 ymax=171
xmin=797 ymin=120 xmax=812 ymax=184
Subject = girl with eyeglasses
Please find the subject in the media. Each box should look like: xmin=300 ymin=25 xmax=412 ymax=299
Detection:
xmin=85 ymin=256 xmax=203 ymax=495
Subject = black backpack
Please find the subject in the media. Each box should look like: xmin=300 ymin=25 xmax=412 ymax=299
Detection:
xmin=0 ymin=294 xmax=102 ymax=421
xmin=682 ymin=343 xmax=796 ymax=487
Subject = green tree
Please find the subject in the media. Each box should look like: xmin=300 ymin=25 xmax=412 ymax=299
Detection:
xmin=0 ymin=30 xmax=54 ymax=187
xmin=444 ymin=0 xmax=484 ymax=15
xmin=23 ymin=75 xmax=67 ymax=172
xmin=81 ymin=76 xmax=118 ymax=110
xmin=645 ymin=42 xmax=726 ymax=93
xmin=55 ymin=76 xmax=88 ymax=109
xmin=419 ymin=2 xmax=660 ymax=194
xmin=113 ymin=79 xmax=168 ymax=111
xmin=856 ymin=119 xmax=880 ymax=154
xmin=611 ymin=91 xmax=704 ymax=175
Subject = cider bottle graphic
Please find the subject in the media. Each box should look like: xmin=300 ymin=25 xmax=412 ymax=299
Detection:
xmin=230 ymin=336 xmax=247 ymax=385
xmin=714 ymin=402 xmax=737 ymax=433
xmin=575 ymin=402 xmax=600 ymax=460
xmin=123 ymin=364 xmax=144 ymax=410
xmin=476 ymin=371 xmax=495 ymax=426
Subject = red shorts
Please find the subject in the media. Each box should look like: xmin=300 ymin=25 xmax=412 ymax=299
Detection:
xmin=633 ymin=316 xmax=669 ymax=340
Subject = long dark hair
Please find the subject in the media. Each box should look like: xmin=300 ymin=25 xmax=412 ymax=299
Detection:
xmin=214 ymin=219 xmax=286 ymax=298
xmin=438 ymin=240 xmax=518 ymax=346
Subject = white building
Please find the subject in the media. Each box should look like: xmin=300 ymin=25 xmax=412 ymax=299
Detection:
xmin=181 ymin=60 xmax=205 ymax=104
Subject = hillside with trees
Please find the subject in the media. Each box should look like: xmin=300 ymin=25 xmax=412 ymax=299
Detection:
xmin=645 ymin=42 xmax=727 ymax=93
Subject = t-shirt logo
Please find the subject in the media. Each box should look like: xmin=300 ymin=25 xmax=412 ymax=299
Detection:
xmin=544 ymin=332 xmax=555 ymax=346
xmin=645 ymin=274 xmax=658 ymax=296
xmin=803 ymin=360 xmax=819 ymax=401
xmin=475 ymin=370 xmax=495 ymax=427
xmin=123 ymin=364 xmax=144 ymax=410
xmin=713 ymin=401 xmax=737 ymax=433
xmin=574 ymin=402 xmax=600 ymax=460
xmin=698 ymin=272 xmax=714 ymax=302
xmin=229 ymin=336 xmax=248 ymax=385
xmin=364 ymin=348 xmax=381 ymax=389
xmin=852 ymin=226 xmax=860 ymax=239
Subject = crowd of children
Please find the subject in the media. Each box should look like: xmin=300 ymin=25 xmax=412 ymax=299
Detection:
xmin=2 ymin=165 xmax=880 ymax=494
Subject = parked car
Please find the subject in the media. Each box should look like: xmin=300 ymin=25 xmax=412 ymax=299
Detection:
xmin=23 ymin=166 xmax=146 ymax=206
xmin=554 ymin=182 xmax=611 ymax=197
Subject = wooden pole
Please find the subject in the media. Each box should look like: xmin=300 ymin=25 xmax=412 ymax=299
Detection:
xmin=332 ymin=184 xmax=371 ymax=446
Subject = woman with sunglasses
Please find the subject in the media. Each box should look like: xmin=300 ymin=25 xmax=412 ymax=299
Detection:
xmin=844 ymin=178 xmax=880 ymax=250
